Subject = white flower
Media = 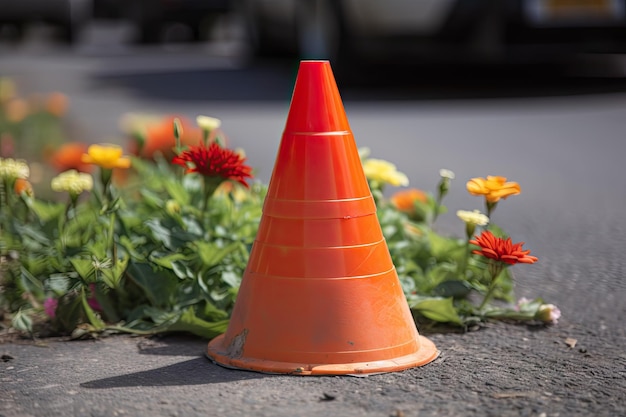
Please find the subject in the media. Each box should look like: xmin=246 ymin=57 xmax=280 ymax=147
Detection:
xmin=0 ymin=157 xmax=29 ymax=180
xmin=439 ymin=169 xmax=455 ymax=180
xmin=51 ymin=170 xmax=93 ymax=195
xmin=196 ymin=115 xmax=221 ymax=131
xmin=456 ymin=209 xmax=489 ymax=226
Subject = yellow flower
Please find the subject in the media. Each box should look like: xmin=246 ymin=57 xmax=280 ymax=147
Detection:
xmin=0 ymin=157 xmax=29 ymax=180
xmin=362 ymin=158 xmax=409 ymax=187
xmin=81 ymin=144 xmax=131 ymax=169
xmin=51 ymin=170 xmax=93 ymax=195
xmin=466 ymin=175 xmax=520 ymax=203
xmin=456 ymin=209 xmax=489 ymax=226
xmin=196 ymin=115 xmax=221 ymax=131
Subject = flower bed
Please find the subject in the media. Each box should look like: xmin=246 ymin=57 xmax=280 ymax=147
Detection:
xmin=0 ymin=79 xmax=558 ymax=340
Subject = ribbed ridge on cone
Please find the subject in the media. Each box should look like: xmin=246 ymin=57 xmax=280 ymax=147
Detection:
xmin=265 ymin=131 xmax=370 ymax=203
xmin=207 ymin=60 xmax=438 ymax=375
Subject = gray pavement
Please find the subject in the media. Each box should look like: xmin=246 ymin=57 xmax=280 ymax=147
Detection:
xmin=1 ymin=25 xmax=626 ymax=417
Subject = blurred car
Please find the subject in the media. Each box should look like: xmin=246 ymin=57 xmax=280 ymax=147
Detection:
xmin=94 ymin=0 xmax=232 ymax=43
xmin=0 ymin=0 xmax=92 ymax=43
xmin=237 ymin=0 xmax=626 ymax=67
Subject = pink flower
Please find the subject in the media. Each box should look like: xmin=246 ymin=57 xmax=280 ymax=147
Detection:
xmin=515 ymin=297 xmax=531 ymax=311
xmin=43 ymin=298 xmax=58 ymax=318
xmin=87 ymin=284 xmax=102 ymax=312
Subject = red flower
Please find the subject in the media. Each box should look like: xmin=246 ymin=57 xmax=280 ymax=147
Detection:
xmin=470 ymin=230 xmax=538 ymax=265
xmin=172 ymin=142 xmax=253 ymax=187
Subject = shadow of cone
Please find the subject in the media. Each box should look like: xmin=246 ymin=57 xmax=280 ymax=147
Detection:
xmin=207 ymin=60 xmax=438 ymax=375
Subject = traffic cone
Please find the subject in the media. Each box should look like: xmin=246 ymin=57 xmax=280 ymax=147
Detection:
xmin=206 ymin=60 xmax=438 ymax=375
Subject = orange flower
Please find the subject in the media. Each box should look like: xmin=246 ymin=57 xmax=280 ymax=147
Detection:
xmin=129 ymin=115 xmax=203 ymax=159
xmin=5 ymin=98 xmax=29 ymax=123
xmin=48 ymin=142 xmax=92 ymax=173
xmin=390 ymin=188 xmax=428 ymax=213
xmin=470 ymin=230 xmax=538 ymax=265
xmin=466 ymin=176 xmax=520 ymax=203
xmin=14 ymin=178 xmax=33 ymax=196
xmin=44 ymin=92 xmax=69 ymax=117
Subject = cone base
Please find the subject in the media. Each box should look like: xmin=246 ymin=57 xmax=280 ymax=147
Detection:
xmin=206 ymin=334 xmax=439 ymax=376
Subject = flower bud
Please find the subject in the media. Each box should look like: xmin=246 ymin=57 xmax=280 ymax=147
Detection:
xmin=165 ymin=199 xmax=181 ymax=215
xmin=196 ymin=115 xmax=221 ymax=131
xmin=535 ymin=304 xmax=561 ymax=324
xmin=14 ymin=178 xmax=33 ymax=197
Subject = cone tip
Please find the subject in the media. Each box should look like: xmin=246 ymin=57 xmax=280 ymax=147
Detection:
xmin=284 ymin=60 xmax=350 ymax=133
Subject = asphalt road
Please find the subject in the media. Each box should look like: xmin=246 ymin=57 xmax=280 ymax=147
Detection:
xmin=1 ymin=22 xmax=626 ymax=417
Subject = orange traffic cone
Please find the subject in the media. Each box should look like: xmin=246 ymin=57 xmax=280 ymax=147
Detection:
xmin=206 ymin=60 xmax=438 ymax=375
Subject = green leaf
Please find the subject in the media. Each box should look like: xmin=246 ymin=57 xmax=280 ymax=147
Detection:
xmin=11 ymin=309 xmax=33 ymax=334
xmin=143 ymin=306 xmax=178 ymax=325
xmin=410 ymin=297 xmax=463 ymax=325
xmin=127 ymin=262 xmax=177 ymax=307
xmin=70 ymin=258 xmax=95 ymax=281
xmin=138 ymin=189 xmax=164 ymax=209
xmin=119 ymin=235 xmax=147 ymax=260
xmin=433 ymin=280 xmax=472 ymax=299
xmin=30 ymin=200 xmax=65 ymax=222
xmin=101 ymin=257 xmax=128 ymax=290
xmin=221 ymin=270 xmax=241 ymax=288
xmin=195 ymin=241 xmax=240 ymax=268
xmin=46 ymin=273 xmax=72 ymax=294
xmin=164 ymin=179 xmax=190 ymax=205
xmin=150 ymin=252 xmax=189 ymax=270
xmin=14 ymin=223 xmax=50 ymax=247
xmin=55 ymin=294 xmax=84 ymax=332
xmin=145 ymin=219 xmax=173 ymax=248
xmin=19 ymin=266 xmax=45 ymax=296
xmin=428 ymin=231 xmax=465 ymax=261
xmin=165 ymin=307 xmax=228 ymax=339
xmin=200 ymin=301 xmax=229 ymax=321
xmin=423 ymin=263 xmax=457 ymax=291
xmin=80 ymin=287 xmax=105 ymax=330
